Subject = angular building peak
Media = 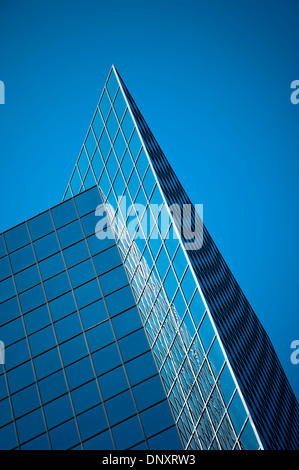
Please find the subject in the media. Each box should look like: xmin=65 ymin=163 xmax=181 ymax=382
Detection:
xmin=0 ymin=66 xmax=298 ymax=450
xmin=62 ymin=66 xmax=299 ymax=450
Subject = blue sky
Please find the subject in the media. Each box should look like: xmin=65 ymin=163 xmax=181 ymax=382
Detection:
xmin=0 ymin=0 xmax=298 ymax=400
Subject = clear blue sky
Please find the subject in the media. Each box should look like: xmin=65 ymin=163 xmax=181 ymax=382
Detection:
xmin=0 ymin=0 xmax=298 ymax=400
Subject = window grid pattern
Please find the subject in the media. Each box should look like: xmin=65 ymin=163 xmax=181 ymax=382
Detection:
xmin=0 ymin=186 xmax=181 ymax=450
xmin=117 ymin=68 xmax=299 ymax=451
xmin=62 ymin=67 xmax=261 ymax=450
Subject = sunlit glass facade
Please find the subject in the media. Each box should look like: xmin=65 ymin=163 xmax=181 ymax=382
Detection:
xmin=64 ymin=66 xmax=299 ymax=450
xmin=62 ymin=67 xmax=264 ymax=450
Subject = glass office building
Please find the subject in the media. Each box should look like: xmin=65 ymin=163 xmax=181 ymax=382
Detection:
xmin=0 ymin=66 xmax=298 ymax=450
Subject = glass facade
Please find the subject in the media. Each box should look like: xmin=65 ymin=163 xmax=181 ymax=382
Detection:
xmin=61 ymin=67 xmax=263 ymax=450
xmin=0 ymin=187 xmax=182 ymax=450
xmin=1 ymin=66 xmax=298 ymax=450
xmin=115 ymin=69 xmax=299 ymax=451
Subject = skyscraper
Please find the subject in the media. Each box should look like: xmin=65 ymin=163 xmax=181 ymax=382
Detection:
xmin=0 ymin=66 xmax=298 ymax=450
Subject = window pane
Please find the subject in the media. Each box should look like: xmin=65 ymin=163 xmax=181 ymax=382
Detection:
xmin=99 ymin=90 xmax=111 ymax=121
xmin=57 ymin=220 xmax=84 ymax=249
xmin=228 ymin=391 xmax=247 ymax=436
xmin=173 ymin=247 xmax=188 ymax=281
xmin=121 ymin=149 xmax=133 ymax=181
xmin=99 ymin=265 xmax=128 ymax=296
xmin=68 ymin=259 xmax=95 ymax=288
xmin=136 ymin=148 xmax=149 ymax=181
xmin=44 ymin=394 xmax=74 ymax=429
xmin=44 ymin=271 xmax=71 ymax=301
xmin=181 ymin=268 xmax=196 ymax=304
xmin=49 ymin=291 xmax=77 ymax=322
xmin=0 ymin=235 xmax=5 ymax=258
xmin=70 ymin=168 xmax=82 ymax=195
xmin=107 ymin=70 xmax=118 ymax=101
xmin=106 ymin=109 xmax=118 ymax=142
xmin=85 ymin=129 xmax=96 ymax=160
xmin=93 ymin=246 xmax=121 ymax=276
xmin=112 ymin=415 xmax=143 ymax=450
xmin=39 ymin=369 xmax=68 ymax=404
xmin=29 ymin=325 xmax=57 ymax=357
xmin=92 ymin=108 xmax=103 ymax=141
xmin=63 ymin=240 xmax=90 ymax=268
xmin=133 ymin=375 xmax=166 ymax=412
xmin=118 ymin=328 xmax=150 ymax=362
xmin=24 ymin=304 xmax=51 ymax=335
xmin=71 ymin=380 xmax=101 ymax=414
xmin=198 ymin=313 xmax=215 ymax=353
xmin=105 ymin=390 xmax=136 ymax=426
xmin=60 ymin=334 xmax=88 ymax=367
xmin=111 ymin=307 xmax=142 ymax=339
xmin=34 ymin=348 xmax=62 ymax=380
xmin=208 ymin=338 xmax=225 ymax=379
xmin=106 ymin=149 xmax=119 ymax=183
xmin=92 ymin=148 xmax=104 ymax=181
xmin=92 ymin=343 xmax=121 ymax=376
xmin=10 ymin=244 xmax=36 ymax=273
xmin=34 ymin=233 xmax=60 ymax=261
xmin=99 ymin=128 xmax=111 ymax=162
xmin=19 ymin=284 xmax=46 ymax=314
xmin=98 ymin=366 xmax=128 ymax=400
xmin=77 ymin=404 xmax=107 ymax=441
xmin=0 ymin=296 xmax=20 ymax=324
xmin=78 ymin=148 xmax=89 ymax=180
xmin=143 ymin=167 xmax=156 ymax=199
xmin=85 ymin=320 xmax=114 ymax=353
xmin=0 ymin=398 xmax=13 ymax=427
xmin=14 ymin=264 xmax=40 ymax=293
xmin=21 ymin=433 xmax=50 ymax=450
xmin=5 ymin=223 xmax=30 ymax=253
xmin=49 ymin=418 xmax=80 ymax=450
xmin=99 ymin=169 xmax=111 ymax=199
xmin=5 ymin=339 xmax=29 ymax=370
xmin=39 ymin=252 xmax=65 ymax=281
xmin=83 ymin=430 xmax=114 ymax=450
xmin=16 ymin=408 xmax=45 ymax=444
xmin=105 ymin=285 xmax=136 ymax=317
xmin=239 ymin=420 xmax=260 ymax=450
xmin=84 ymin=165 xmax=96 ymax=189
xmin=74 ymin=186 xmax=102 ymax=217
xmin=129 ymin=129 xmax=142 ymax=161
xmin=125 ymin=351 xmax=157 ymax=386
xmin=28 ymin=211 xmax=54 ymax=241
xmin=0 ymin=423 xmax=18 ymax=450
xmin=0 ymin=256 xmax=11 ymax=281
xmin=65 ymin=356 xmax=95 ymax=390
xmin=54 ymin=311 xmax=82 ymax=343
xmin=148 ymin=426 xmax=182 ymax=450
xmin=114 ymin=129 xmax=126 ymax=162
xmin=7 ymin=361 xmax=35 ymax=394
xmin=74 ymin=278 xmax=102 ymax=309
xmin=121 ymin=110 xmax=134 ymax=142
xmin=80 ymin=211 xmax=99 ymax=238
xmin=0 ymin=276 xmax=16 ymax=302
xmin=79 ymin=298 xmax=107 ymax=330
xmin=189 ymin=290 xmax=206 ymax=328
xmin=156 ymin=246 xmax=169 ymax=281
xmin=114 ymin=89 xmax=126 ymax=122
xmin=140 ymin=400 xmax=174 ymax=438
xmin=51 ymin=199 xmax=77 ymax=229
